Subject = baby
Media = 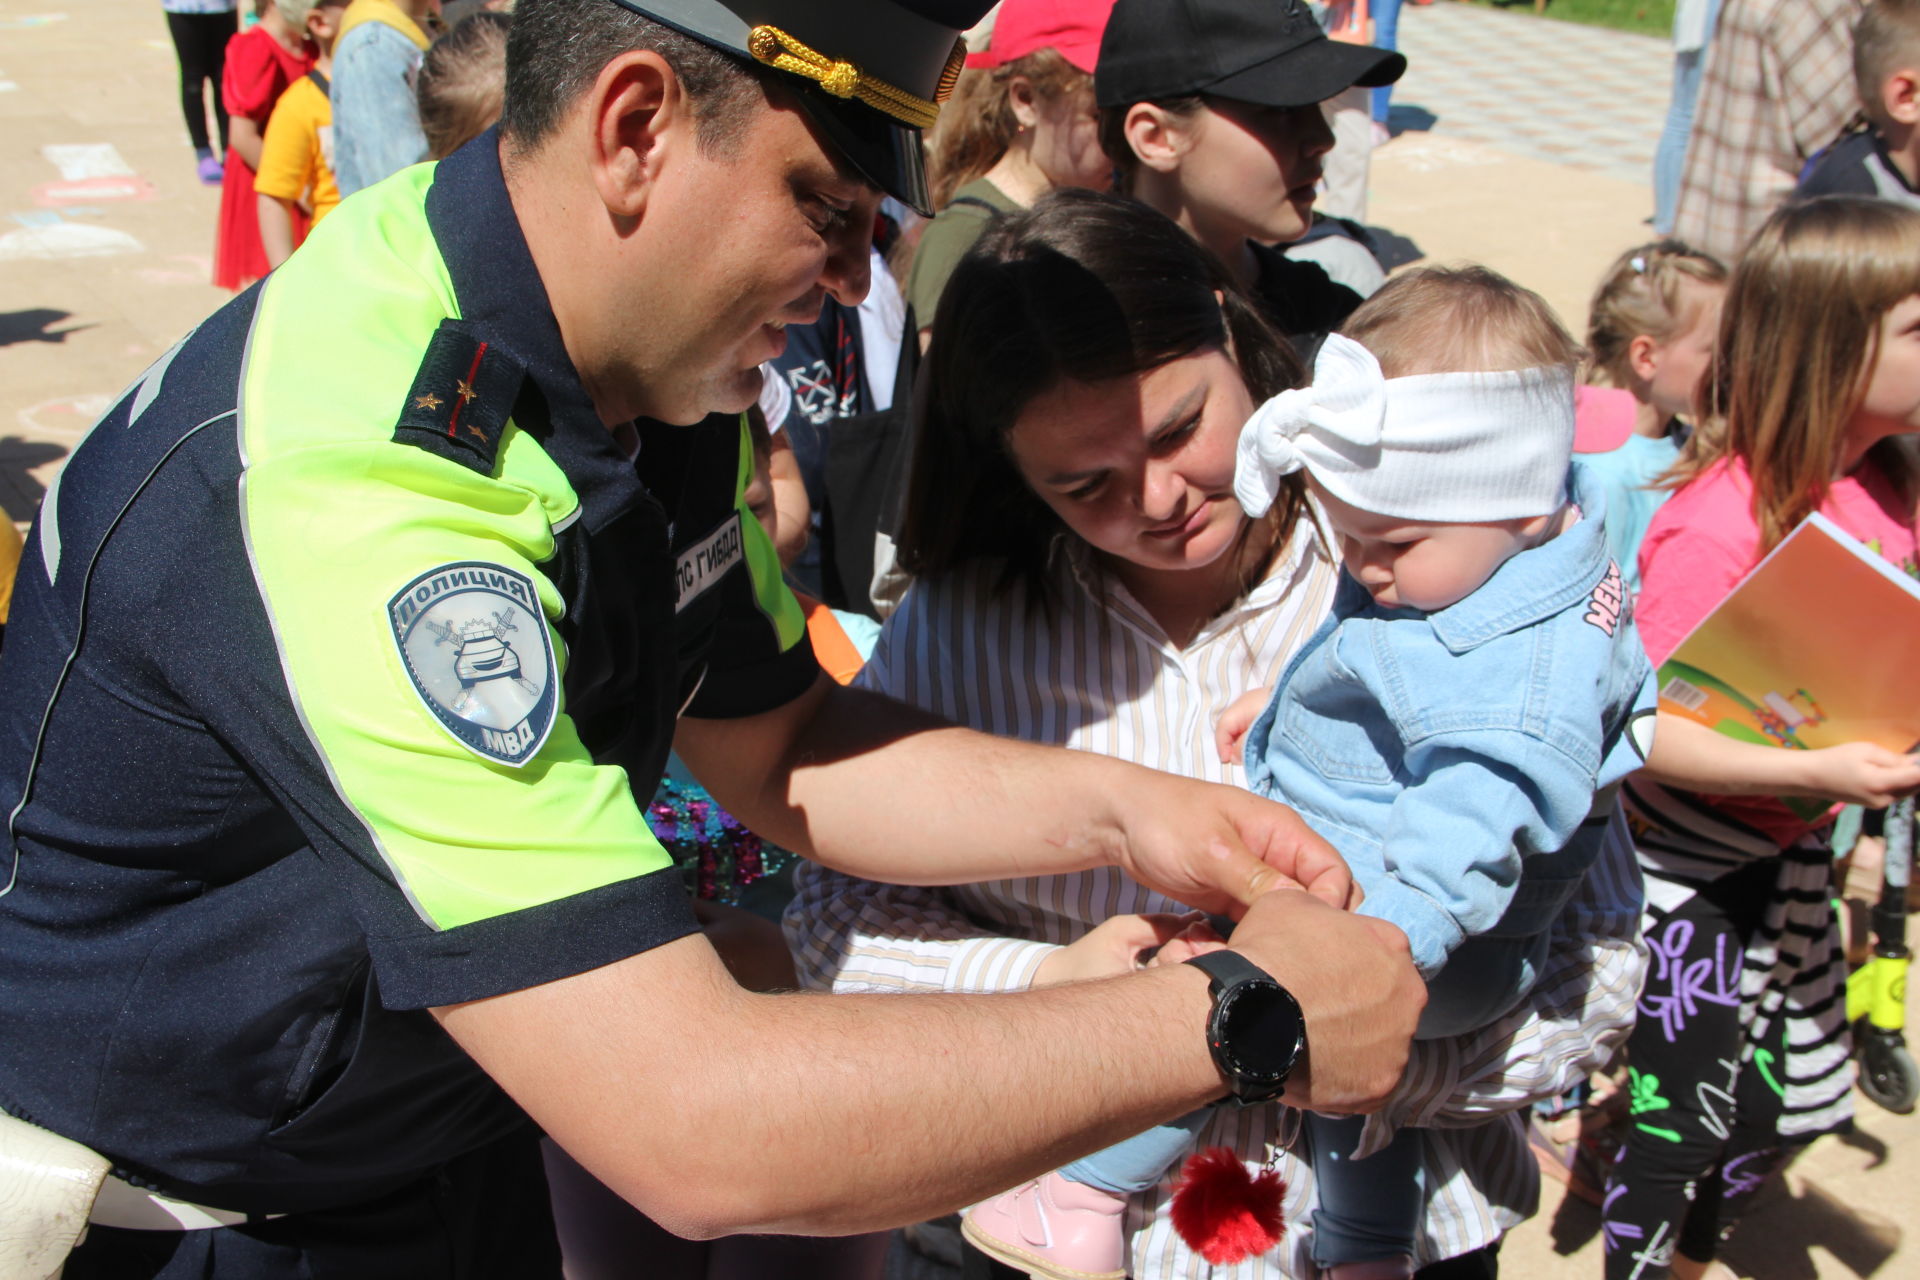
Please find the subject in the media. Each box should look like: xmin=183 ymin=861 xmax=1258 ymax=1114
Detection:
xmin=963 ymin=266 xmax=1657 ymax=1280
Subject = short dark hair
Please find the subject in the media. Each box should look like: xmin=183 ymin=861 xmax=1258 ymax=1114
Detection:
xmin=500 ymin=0 xmax=765 ymax=155
xmin=899 ymin=187 xmax=1307 ymax=601
xmin=1855 ymin=0 xmax=1920 ymax=128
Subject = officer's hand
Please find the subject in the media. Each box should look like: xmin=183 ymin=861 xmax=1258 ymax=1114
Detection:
xmin=1228 ymin=890 xmax=1424 ymax=1114
xmin=1111 ymin=772 xmax=1359 ymax=917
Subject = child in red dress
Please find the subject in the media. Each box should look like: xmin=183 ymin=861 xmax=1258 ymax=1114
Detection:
xmin=215 ymin=0 xmax=314 ymax=291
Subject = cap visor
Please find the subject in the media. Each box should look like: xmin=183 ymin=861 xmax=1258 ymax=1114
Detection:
xmin=1207 ymin=40 xmax=1406 ymax=110
xmin=789 ymin=85 xmax=934 ymax=216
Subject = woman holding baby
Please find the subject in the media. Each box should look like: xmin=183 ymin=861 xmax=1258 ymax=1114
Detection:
xmin=786 ymin=190 xmax=1645 ymax=1280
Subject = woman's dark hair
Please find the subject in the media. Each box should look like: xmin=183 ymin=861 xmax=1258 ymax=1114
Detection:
xmin=898 ymin=187 xmax=1307 ymax=601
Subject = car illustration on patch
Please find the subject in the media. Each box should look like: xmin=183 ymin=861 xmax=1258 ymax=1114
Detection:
xmin=388 ymin=562 xmax=558 ymax=767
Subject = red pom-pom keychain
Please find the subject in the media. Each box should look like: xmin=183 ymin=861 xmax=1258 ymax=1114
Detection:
xmin=1169 ymin=1145 xmax=1287 ymax=1265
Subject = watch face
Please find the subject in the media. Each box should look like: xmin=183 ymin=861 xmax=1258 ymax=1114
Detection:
xmin=1220 ymin=982 xmax=1302 ymax=1086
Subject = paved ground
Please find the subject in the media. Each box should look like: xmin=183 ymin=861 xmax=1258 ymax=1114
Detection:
xmin=1389 ymin=0 xmax=1672 ymax=185
xmin=0 ymin=0 xmax=230 ymax=520
xmin=1 ymin=1 xmax=1916 ymax=1277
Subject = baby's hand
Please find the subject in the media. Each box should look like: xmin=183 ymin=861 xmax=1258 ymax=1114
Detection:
xmin=1215 ymin=687 xmax=1272 ymax=765
xmin=1146 ymin=917 xmax=1230 ymax=968
xmin=1032 ymin=912 xmax=1215 ymax=987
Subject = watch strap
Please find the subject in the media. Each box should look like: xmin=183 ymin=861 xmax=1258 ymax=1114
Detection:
xmin=1184 ymin=948 xmax=1275 ymax=993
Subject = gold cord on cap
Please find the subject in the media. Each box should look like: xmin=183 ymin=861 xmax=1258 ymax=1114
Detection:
xmin=933 ymin=38 xmax=965 ymax=104
xmin=747 ymin=24 xmax=955 ymax=130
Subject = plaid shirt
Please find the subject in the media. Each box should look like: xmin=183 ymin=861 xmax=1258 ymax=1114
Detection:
xmin=1673 ymin=0 xmax=1861 ymax=262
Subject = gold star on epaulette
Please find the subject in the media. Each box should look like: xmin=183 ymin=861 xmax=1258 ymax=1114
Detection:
xmin=393 ymin=320 xmax=526 ymax=476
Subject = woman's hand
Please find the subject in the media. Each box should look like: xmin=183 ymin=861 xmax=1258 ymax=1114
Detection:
xmin=1799 ymin=742 xmax=1920 ymax=808
xmin=1148 ymin=917 xmax=1229 ymax=967
xmin=1113 ymin=771 xmax=1359 ymax=917
xmin=1215 ymin=688 xmax=1271 ymax=765
xmin=1032 ymin=912 xmax=1218 ymax=987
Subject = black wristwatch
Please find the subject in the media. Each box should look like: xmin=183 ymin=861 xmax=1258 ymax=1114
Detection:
xmin=1185 ymin=950 xmax=1306 ymax=1107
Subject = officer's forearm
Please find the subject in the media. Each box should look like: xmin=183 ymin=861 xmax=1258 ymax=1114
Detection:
xmin=434 ymin=930 xmax=1224 ymax=1238
xmin=678 ymin=680 xmax=1133 ymax=886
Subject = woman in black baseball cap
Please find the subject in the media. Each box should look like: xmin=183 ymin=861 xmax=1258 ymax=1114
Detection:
xmin=1094 ymin=0 xmax=1405 ymax=361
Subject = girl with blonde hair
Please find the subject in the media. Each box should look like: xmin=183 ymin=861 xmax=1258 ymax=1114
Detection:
xmin=1604 ymin=195 xmax=1920 ymax=1280
xmin=1577 ymin=240 xmax=1728 ymax=592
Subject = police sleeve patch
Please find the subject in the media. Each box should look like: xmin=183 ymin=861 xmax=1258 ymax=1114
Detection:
xmin=388 ymin=562 xmax=558 ymax=767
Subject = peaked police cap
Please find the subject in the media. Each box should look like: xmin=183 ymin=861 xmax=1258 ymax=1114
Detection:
xmin=610 ymin=0 xmax=995 ymax=214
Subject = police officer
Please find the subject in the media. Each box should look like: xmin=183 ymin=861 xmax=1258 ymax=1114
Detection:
xmin=0 ymin=2 xmax=1424 ymax=1275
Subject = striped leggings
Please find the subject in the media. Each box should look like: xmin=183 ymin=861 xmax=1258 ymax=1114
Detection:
xmin=1599 ymin=859 xmax=1815 ymax=1279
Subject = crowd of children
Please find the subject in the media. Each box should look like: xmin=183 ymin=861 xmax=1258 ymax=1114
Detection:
xmin=1602 ymin=192 xmax=1920 ymax=1280
xmin=191 ymin=0 xmax=511 ymax=291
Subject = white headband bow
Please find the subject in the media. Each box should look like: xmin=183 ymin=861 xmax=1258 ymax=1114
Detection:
xmin=1233 ymin=333 xmax=1575 ymax=524
xmin=1233 ymin=335 xmax=1388 ymax=517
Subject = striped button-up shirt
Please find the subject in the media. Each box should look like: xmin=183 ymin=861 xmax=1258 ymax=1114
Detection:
xmin=1672 ymin=0 xmax=1862 ymax=263
xmin=785 ymin=527 xmax=1648 ymax=1278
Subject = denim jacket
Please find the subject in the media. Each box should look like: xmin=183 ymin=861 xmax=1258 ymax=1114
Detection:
xmin=331 ymin=20 xmax=427 ymax=197
xmin=1245 ymin=462 xmax=1657 ymax=987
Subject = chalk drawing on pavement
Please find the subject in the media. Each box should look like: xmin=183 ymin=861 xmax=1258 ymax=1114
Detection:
xmin=41 ymin=144 xmax=137 ymax=182
xmin=19 ymin=395 xmax=114 ymax=439
xmin=35 ymin=176 xmax=157 ymax=206
xmin=0 ymin=221 xmax=143 ymax=261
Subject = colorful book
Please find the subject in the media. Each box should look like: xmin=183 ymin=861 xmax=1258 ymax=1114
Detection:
xmin=1656 ymin=514 xmax=1920 ymax=787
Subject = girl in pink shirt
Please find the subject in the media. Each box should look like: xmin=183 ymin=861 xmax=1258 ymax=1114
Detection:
xmin=1605 ymin=197 xmax=1920 ymax=1280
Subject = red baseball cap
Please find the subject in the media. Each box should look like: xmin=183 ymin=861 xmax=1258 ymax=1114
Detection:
xmin=967 ymin=0 xmax=1116 ymax=74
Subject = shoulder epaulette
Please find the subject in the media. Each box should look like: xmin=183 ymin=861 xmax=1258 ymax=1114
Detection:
xmin=392 ymin=319 xmax=525 ymax=476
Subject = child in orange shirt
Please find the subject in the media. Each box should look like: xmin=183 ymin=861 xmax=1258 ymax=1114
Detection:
xmin=256 ymin=0 xmax=350 ymax=268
